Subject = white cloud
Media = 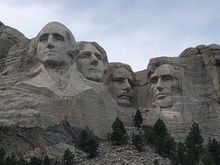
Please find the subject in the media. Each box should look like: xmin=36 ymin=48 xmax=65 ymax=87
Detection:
xmin=1 ymin=1 xmax=220 ymax=71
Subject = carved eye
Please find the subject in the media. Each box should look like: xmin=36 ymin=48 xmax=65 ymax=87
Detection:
xmin=112 ymin=77 xmax=125 ymax=82
xmin=150 ymin=76 xmax=158 ymax=84
xmin=39 ymin=34 xmax=48 ymax=42
xmin=95 ymin=53 xmax=102 ymax=61
xmin=79 ymin=52 xmax=91 ymax=59
xmin=161 ymin=74 xmax=173 ymax=81
xmin=53 ymin=33 xmax=65 ymax=41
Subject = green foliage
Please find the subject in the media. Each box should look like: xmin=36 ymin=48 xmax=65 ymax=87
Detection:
xmin=185 ymin=122 xmax=203 ymax=163
xmin=29 ymin=156 xmax=42 ymax=165
xmin=110 ymin=117 xmax=127 ymax=145
xmin=208 ymin=138 xmax=220 ymax=165
xmin=176 ymin=142 xmax=186 ymax=164
xmin=79 ymin=128 xmax=99 ymax=158
xmin=143 ymin=125 xmax=157 ymax=145
xmin=202 ymin=150 xmax=215 ymax=165
xmin=134 ymin=109 xmax=143 ymax=128
xmin=54 ymin=160 xmax=59 ymax=165
xmin=153 ymin=119 xmax=168 ymax=138
xmin=153 ymin=159 xmax=159 ymax=165
xmin=132 ymin=132 xmax=144 ymax=152
xmin=63 ymin=149 xmax=74 ymax=165
xmin=5 ymin=153 xmax=17 ymax=165
xmin=42 ymin=155 xmax=51 ymax=165
xmin=0 ymin=148 xmax=5 ymax=165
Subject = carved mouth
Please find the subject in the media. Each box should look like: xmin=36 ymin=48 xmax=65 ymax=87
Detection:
xmin=156 ymin=93 xmax=167 ymax=99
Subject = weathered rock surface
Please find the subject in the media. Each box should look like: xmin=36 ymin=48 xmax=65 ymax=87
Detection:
xmin=0 ymin=22 xmax=27 ymax=72
xmin=136 ymin=45 xmax=220 ymax=142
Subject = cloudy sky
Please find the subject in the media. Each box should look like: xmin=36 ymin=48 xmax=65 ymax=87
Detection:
xmin=1 ymin=0 xmax=220 ymax=71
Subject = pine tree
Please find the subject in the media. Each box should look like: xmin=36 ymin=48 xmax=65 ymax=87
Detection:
xmin=63 ymin=149 xmax=74 ymax=165
xmin=42 ymin=155 xmax=51 ymax=165
xmin=208 ymin=138 xmax=220 ymax=165
xmin=176 ymin=142 xmax=186 ymax=164
xmin=202 ymin=150 xmax=215 ymax=165
xmin=5 ymin=153 xmax=18 ymax=165
xmin=54 ymin=160 xmax=59 ymax=165
xmin=134 ymin=109 xmax=143 ymax=128
xmin=0 ymin=148 xmax=5 ymax=165
xmin=29 ymin=156 xmax=42 ymax=165
xmin=185 ymin=122 xmax=204 ymax=164
xmin=153 ymin=118 xmax=168 ymax=138
xmin=132 ymin=132 xmax=144 ymax=152
xmin=110 ymin=117 xmax=127 ymax=145
xmin=79 ymin=128 xmax=99 ymax=158
xmin=143 ymin=125 xmax=157 ymax=145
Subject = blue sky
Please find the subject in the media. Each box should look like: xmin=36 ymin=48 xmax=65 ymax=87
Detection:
xmin=1 ymin=0 xmax=220 ymax=71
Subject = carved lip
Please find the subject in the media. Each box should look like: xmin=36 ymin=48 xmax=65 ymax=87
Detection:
xmin=44 ymin=50 xmax=57 ymax=55
xmin=156 ymin=93 xmax=168 ymax=99
xmin=88 ymin=68 xmax=100 ymax=72
xmin=117 ymin=94 xmax=130 ymax=100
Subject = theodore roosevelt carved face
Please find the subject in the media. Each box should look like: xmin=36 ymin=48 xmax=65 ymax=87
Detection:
xmin=105 ymin=63 xmax=134 ymax=107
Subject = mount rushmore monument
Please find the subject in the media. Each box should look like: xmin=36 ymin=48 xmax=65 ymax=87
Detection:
xmin=0 ymin=21 xmax=220 ymax=155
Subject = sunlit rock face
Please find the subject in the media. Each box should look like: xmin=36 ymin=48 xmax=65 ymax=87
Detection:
xmin=0 ymin=22 xmax=126 ymax=156
xmin=2 ymin=20 xmax=220 ymax=158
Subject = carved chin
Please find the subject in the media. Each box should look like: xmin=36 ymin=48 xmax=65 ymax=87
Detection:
xmin=157 ymin=97 xmax=173 ymax=108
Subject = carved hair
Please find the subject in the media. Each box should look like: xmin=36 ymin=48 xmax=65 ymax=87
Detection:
xmin=104 ymin=62 xmax=134 ymax=86
xmin=74 ymin=41 xmax=108 ymax=64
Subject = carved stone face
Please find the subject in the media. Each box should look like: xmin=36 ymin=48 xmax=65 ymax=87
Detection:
xmin=150 ymin=64 xmax=180 ymax=108
xmin=36 ymin=23 xmax=73 ymax=68
xmin=77 ymin=43 xmax=105 ymax=82
xmin=108 ymin=66 xmax=133 ymax=106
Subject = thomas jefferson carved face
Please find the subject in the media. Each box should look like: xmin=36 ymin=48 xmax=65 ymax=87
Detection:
xmin=77 ymin=43 xmax=105 ymax=82
xmin=150 ymin=64 xmax=180 ymax=108
xmin=106 ymin=64 xmax=134 ymax=106
xmin=36 ymin=22 xmax=74 ymax=68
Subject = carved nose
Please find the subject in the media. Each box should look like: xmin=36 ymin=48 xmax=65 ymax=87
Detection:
xmin=90 ymin=54 xmax=98 ymax=66
xmin=156 ymin=78 xmax=164 ymax=90
xmin=123 ymin=79 xmax=131 ymax=91
xmin=46 ymin=35 xmax=55 ymax=49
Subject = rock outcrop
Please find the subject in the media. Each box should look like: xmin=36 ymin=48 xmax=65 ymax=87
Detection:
xmin=1 ymin=21 xmax=220 ymax=162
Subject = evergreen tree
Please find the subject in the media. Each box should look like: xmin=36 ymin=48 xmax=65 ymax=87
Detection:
xmin=63 ymin=148 xmax=74 ymax=165
xmin=42 ymin=155 xmax=51 ymax=165
xmin=153 ymin=119 xmax=168 ymax=138
xmin=184 ymin=122 xmax=204 ymax=164
xmin=29 ymin=156 xmax=42 ymax=165
xmin=202 ymin=150 xmax=214 ymax=165
xmin=5 ymin=153 xmax=18 ymax=165
xmin=79 ymin=128 xmax=99 ymax=158
xmin=208 ymin=138 xmax=220 ymax=165
xmin=0 ymin=148 xmax=5 ymax=165
xmin=132 ymin=132 xmax=144 ymax=152
xmin=54 ymin=160 xmax=59 ymax=165
xmin=110 ymin=117 xmax=127 ymax=145
xmin=134 ymin=109 xmax=143 ymax=128
xmin=17 ymin=153 xmax=28 ymax=165
xmin=143 ymin=125 xmax=157 ymax=145
xmin=176 ymin=142 xmax=186 ymax=164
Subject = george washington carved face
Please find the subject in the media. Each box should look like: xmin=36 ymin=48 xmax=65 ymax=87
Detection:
xmin=36 ymin=22 xmax=75 ymax=68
